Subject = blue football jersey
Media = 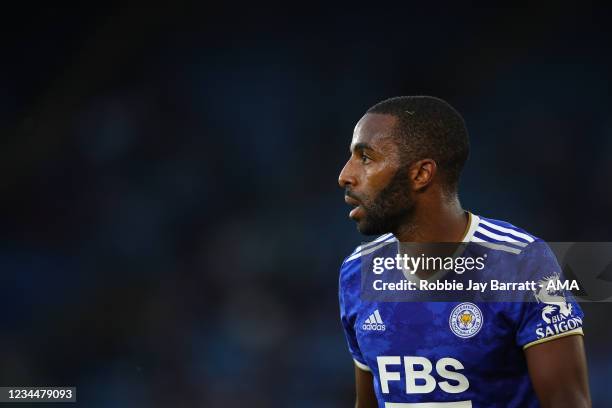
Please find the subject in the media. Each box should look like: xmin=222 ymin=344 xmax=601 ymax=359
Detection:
xmin=339 ymin=213 xmax=584 ymax=407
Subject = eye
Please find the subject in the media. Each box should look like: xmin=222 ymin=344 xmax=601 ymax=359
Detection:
xmin=360 ymin=152 xmax=371 ymax=164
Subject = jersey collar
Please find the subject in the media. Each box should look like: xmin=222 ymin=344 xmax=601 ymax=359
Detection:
xmin=462 ymin=212 xmax=480 ymax=243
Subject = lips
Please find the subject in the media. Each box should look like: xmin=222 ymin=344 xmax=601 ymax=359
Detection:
xmin=344 ymin=195 xmax=364 ymax=219
xmin=344 ymin=195 xmax=360 ymax=207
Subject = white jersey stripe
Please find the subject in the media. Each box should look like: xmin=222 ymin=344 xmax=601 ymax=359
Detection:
xmin=476 ymin=227 xmax=529 ymax=247
xmin=348 ymin=233 xmax=393 ymax=256
xmin=367 ymin=233 xmax=393 ymax=246
xmin=346 ymin=238 xmax=397 ymax=262
xmin=472 ymin=236 xmax=522 ymax=254
xmin=479 ymin=219 xmax=535 ymax=242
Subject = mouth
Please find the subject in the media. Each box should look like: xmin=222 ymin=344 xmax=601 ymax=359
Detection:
xmin=344 ymin=195 xmax=360 ymax=207
xmin=344 ymin=195 xmax=364 ymax=219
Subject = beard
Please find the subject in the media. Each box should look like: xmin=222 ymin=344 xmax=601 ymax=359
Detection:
xmin=349 ymin=168 xmax=416 ymax=236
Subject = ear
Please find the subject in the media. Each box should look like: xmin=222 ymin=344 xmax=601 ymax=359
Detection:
xmin=408 ymin=159 xmax=437 ymax=190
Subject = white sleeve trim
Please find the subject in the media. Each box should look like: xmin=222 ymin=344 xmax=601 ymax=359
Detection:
xmin=353 ymin=358 xmax=371 ymax=371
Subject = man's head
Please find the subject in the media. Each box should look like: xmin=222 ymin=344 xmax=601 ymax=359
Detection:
xmin=338 ymin=96 xmax=469 ymax=235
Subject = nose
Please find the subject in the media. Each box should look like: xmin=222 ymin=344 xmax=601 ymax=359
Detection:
xmin=338 ymin=160 xmax=356 ymax=189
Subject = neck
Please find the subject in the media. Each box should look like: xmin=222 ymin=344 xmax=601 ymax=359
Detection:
xmin=393 ymin=194 xmax=468 ymax=243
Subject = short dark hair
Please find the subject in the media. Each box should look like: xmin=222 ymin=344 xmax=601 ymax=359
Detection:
xmin=367 ymin=96 xmax=470 ymax=193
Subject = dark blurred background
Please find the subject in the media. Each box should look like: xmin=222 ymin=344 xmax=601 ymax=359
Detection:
xmin=1 ymin=4 xmax=611 ymax=407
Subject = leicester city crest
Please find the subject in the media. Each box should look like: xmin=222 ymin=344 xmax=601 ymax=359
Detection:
xmin=449 ymin=302 xmax=483 ymax=338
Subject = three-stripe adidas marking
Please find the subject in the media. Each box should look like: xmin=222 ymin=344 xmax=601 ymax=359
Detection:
xmin=362 ymin=309 xmax=386 ymax=331
xmin=472 ymin=217 xmax=535 ymax=255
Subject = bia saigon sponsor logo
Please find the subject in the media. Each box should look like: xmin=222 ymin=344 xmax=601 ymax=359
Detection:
xmin=533 ymin=274 xmax=582 ymax=339
xmin=449 ymin=302 xmax=483 ymax=338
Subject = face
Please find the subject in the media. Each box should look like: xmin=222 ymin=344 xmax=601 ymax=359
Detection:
xmin=338 ymin=113 xmax=415 ymax=235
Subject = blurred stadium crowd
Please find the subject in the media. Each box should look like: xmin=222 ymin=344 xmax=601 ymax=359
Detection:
xmin=1 ymin=4 xmax=611 ymax=407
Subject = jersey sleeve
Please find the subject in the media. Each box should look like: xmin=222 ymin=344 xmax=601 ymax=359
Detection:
xmin=339 ymin=259 xmax=370 ymax=371
xmin=515 ymin=241 xmax=584 ymax=349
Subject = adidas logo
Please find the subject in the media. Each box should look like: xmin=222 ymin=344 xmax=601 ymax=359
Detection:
xmin=362 ymin=309 xmax=386 ymax=331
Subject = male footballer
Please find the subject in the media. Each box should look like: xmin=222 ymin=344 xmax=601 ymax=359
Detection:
xmin=338 ymin=96 xmax=590 ymax=407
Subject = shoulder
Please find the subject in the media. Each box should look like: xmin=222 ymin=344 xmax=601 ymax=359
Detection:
xmin=338 ymin=233 xmax=397 ymax=288
xmin=471 ymin=214 xmax=540 ymax=256
xmin=342 ymin=233 xmax=397 ymax=264
xmin=471 ymin=215 xmax=559 ymax=282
